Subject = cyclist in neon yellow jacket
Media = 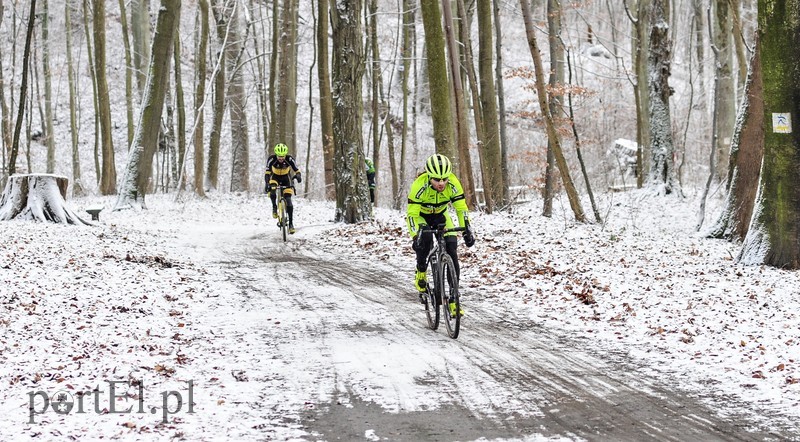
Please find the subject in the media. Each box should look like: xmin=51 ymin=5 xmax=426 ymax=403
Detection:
xmin=407 ymin=154 xmax=475 ymax=293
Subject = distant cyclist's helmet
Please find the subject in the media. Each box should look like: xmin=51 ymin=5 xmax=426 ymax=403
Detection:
xmin=425 ymin=154 xmax=452 ymax=179
xmin=274 ymin=143 xmax=289 ymax=156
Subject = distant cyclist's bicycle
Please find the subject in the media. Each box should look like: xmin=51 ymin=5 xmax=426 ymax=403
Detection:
xmin=273 ymin=184 xmax=292 ymax=242
xmin=418 ymin=224 xmax=466 ymax=339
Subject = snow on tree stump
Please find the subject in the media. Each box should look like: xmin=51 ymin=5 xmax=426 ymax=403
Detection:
xmin=0 ymin=174 xmax=92 ymax=225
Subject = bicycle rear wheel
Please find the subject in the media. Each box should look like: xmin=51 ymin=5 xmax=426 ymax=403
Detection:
xmin=279 ymin=199 xmax=288 ymax=242
xmin=424 ymin=266 xmax=440 ymax=330
xmin=440 ymin=254 xmax=460 ymax=339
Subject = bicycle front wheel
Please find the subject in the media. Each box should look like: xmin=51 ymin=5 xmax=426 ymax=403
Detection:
xmin=279 ymin=199 xmax=288 ymax=242
xmin=440 ymin=254 xmax=461 ymax=339
xmin=424 ymin=266 xmax=440 ymax=331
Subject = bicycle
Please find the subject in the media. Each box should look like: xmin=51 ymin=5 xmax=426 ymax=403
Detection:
xmin=418 ymin=224 xmax=466 ymax=339
xmin=272 ymin=184 xmax=292 ymax=242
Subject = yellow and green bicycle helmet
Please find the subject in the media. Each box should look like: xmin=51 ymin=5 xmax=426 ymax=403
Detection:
xmin=425 ymin=153 xmax=452 ymax=179
xmin=274 ymin=143 xmax=289 ymax=156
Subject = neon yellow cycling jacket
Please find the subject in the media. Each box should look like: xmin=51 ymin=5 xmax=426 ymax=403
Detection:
xmin=406 ymin=173 xmax=469 ymax=238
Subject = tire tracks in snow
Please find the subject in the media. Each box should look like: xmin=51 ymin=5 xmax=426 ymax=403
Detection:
xmin=194 ymin=229 xmax=796 ymax=441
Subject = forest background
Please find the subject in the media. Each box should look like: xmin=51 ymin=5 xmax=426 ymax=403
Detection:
xmin=2 ymin=0 xmax=796 ymax=269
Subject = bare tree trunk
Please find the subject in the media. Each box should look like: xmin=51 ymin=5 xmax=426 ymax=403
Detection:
xmin=739 ymin=0 xmax=800 ymax=268
xmin=163 ymin=76 xmax=176 ymax=190
xmin=693 ymin=0 xmax=705 ymax=108
xmin=206 ymin=61 xmax=223 ymax=191
xmin=0 ymin=0 xmax=11 ymax=177
xmin=730 ymin=0 xmax=749 ymax=94
xmin=207 ymin=0 xmax=228 ymax=191
xmin=519 ymin=0 xmax=586 ymax=222
xmin=476 ymin=0 xmax=505 ymax=212
xmin=304 ymin=0 xmax=317 ymax=196
xmin=419 ymin=0 xmax=455 ymax=160
xmin=627 ymin=0 xmax=652 ymax=188
xmin=193 ymin=0 xmax=209 ymax=197
xmin=397 ymin=0 xmax=414 ymax=209
xmin=116 ymin=0 xmax=181 ymax=209
xmin=250 ymin=0 xmax=268 ymax=161
xmin=25 ymin=82 xmax=33 ymax=173
xmin=566 ymin=50 xmax=602 ymax=223
xmin=65 ymin=0 xmax=84 ymax=196
xmin=493 ymin=0 xmax=510 ymax=206
xmin=331 ymin=0 xmax=370 ymax=223
xmin=275 ymin=0 xmax=299 ymax=150
xmin=698 ymin=6 xmax=726 ymax=230
xmin=259 ymin=3 xmax=270 ymax=154
xmin=33 ymin=38 xmax=47 ymax=167
xmin=33 ymin=40 xmax=46 ymax=151
xmin=382 ymin=108 xmax=398 ymax=208
xmin=317 ymin=0 xmax=335 ymax=199
xmin=131 ymin=0 xmax=152 ymax=94
xmin=713 ymin=0 xmax=736 ymax=182
xmin=225 ymin=0 xmax=249 ymax=192
xmin=118 ymin=0 xmax=135 ymax=148
xmin=81 ymin=0 xmax=101 ymax=185
xmin=441 ymin=0 xmax=476 ymax=209
xmin=379 ymin=4 xmax=401 ymax=209
xmin=8 ymin=0 xmax=36 ymax=176
xmin=677 ymin=8 xmax=700 ymax=187
xmin=268 ymin=0 xmax=279 ymax=148
xmin=542 ymin=0 xmax=563 ymax=217
xmin=457 ymin=0 xmax=487 ymax=207
xmin=368 ymin=0 xmax=381 ymax=204
xmin=647 ymin=0 xmax=680 ymax=195
xmin=372 ymin=2 xmax=401 ymax=208
xmin=95 ymin=0 xmax=117 ymax=194
xmin=41 ymin=0 xmax=56 ymax=173
xmin=606 ymin=0 xmax=622 ymax=70
xmin=708 ymin=35 xmax=763 ymax=241
xmin=173 ymin=29 xmax=187 ymax=190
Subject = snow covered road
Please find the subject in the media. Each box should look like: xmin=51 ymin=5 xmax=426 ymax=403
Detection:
xmin=2 ymin=194 xmax=798 ymax=441
xmin=173 ymin=221 xmax=793 ymax=441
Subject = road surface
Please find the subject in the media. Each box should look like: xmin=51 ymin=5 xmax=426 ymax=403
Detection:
xmin=186 ymin=225 xmax=796 ymax=441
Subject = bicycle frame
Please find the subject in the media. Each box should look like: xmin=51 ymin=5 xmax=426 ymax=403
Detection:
xmin=422 ymin=224 xmax=466 ymax=270
xmin=419 ymin=224 xmax=466 ymax=338
xmin=273 ymin=185 xmax=293 ymax=242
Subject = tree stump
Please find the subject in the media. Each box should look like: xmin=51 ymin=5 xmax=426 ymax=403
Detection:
xmin=0 ymin=174 xmax=92 ymax=225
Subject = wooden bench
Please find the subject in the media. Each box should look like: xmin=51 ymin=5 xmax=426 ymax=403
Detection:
xmin=85 ymin=205 xmax=104 ymax=221
xmin=608 ymin=184 xmax=638 ymax=193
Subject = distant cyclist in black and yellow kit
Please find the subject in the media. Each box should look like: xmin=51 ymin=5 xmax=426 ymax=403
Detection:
xmin=265 ymin=143 xmax=301 ymax=234
xmin=407 ymin=154 xmax=475 ymax=297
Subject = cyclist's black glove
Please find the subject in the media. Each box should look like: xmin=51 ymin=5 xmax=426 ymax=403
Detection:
xmin=293 ymin=173 xmax=302 ymax=183
xmin=463 ymin=229 xmax=475 ymax=248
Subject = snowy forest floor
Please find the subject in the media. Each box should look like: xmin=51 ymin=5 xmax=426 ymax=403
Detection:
xmin=0 ymin=189 xmax=798 ymax=440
